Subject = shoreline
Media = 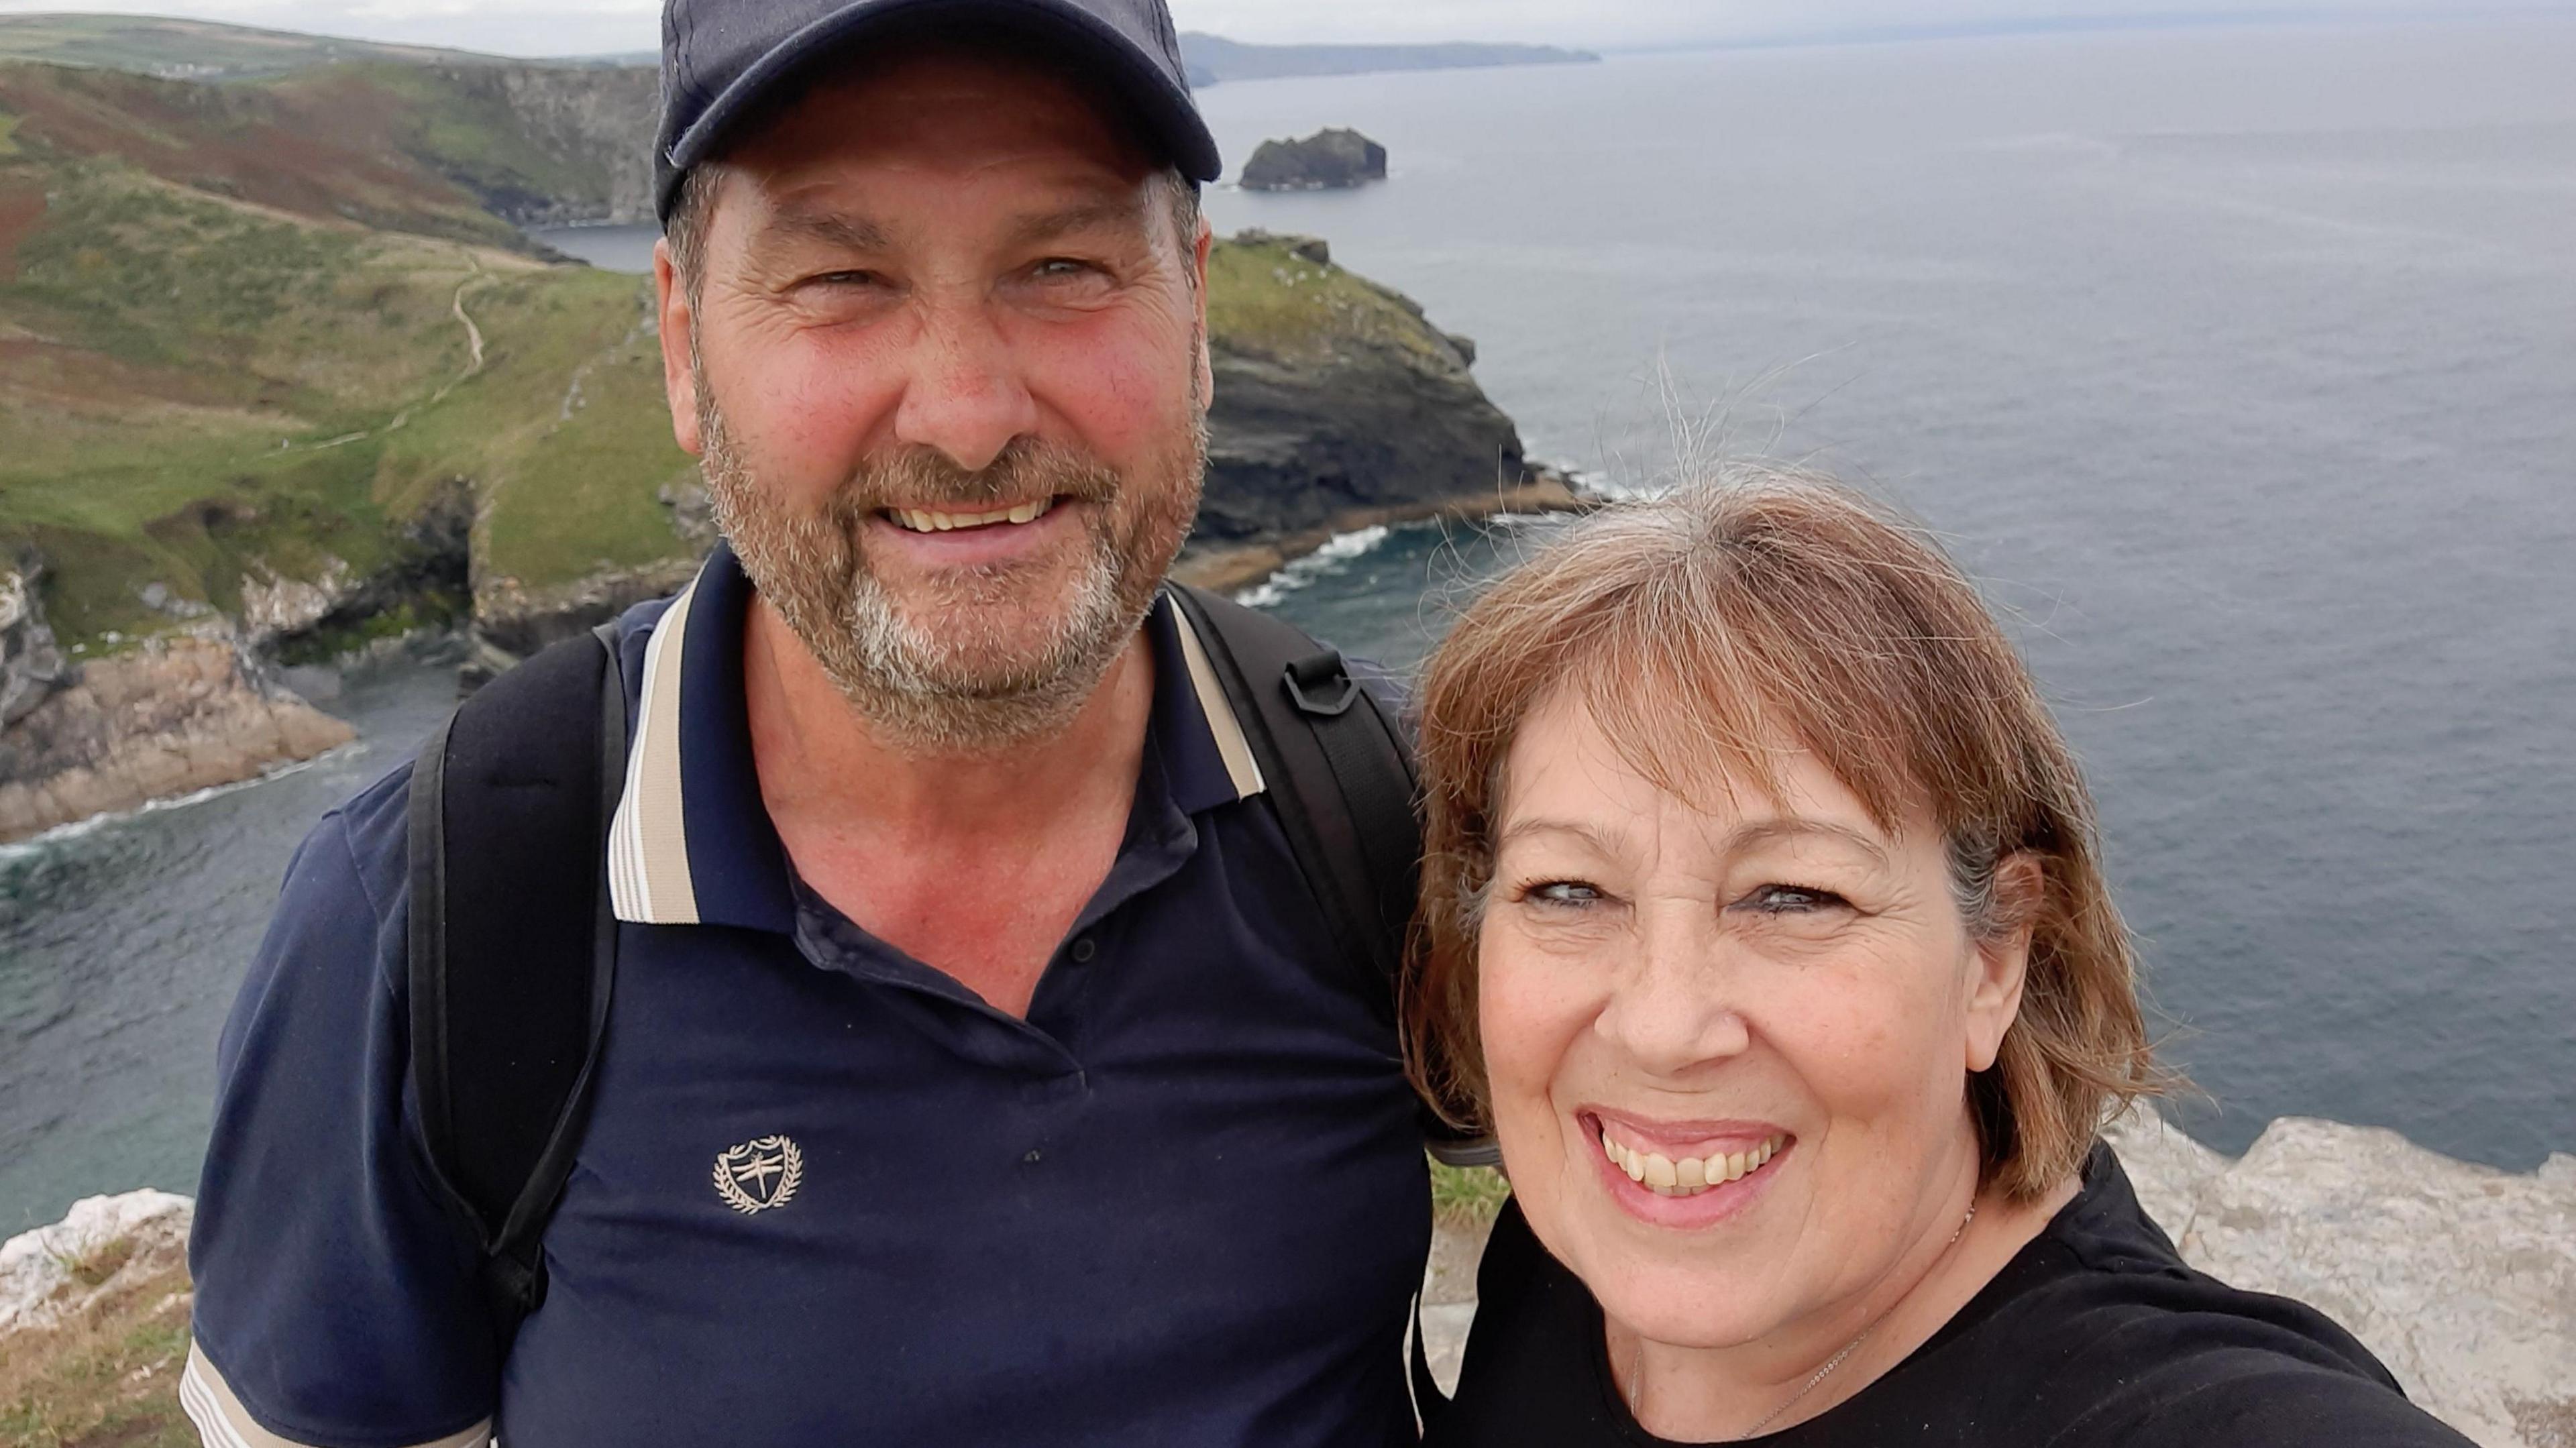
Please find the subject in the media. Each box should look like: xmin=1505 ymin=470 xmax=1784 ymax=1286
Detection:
xmin=0 ymin=475 xmax=1597 ymax=848
xmin=1171 ymin=471 xmax=1595 ymax=596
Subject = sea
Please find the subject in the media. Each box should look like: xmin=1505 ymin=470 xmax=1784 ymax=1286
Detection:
xmin=5 ymin=17 xmax=2573 ymax=1232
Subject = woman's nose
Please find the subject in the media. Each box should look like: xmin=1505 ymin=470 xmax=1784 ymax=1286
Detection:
xmin=891 ymin=298 xmax=1040 ymax=475
xmin=1593 ymin=916 xmax=1752 ymax=1078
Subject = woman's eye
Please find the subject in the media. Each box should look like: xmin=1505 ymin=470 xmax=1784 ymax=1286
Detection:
xmin=1739 ymin=884 xmax=1849 ymax=915
xmin=1523 ymin=880 xmax=1606 ymax=908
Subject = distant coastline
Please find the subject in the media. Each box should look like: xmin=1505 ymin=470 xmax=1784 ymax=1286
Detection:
xmin=1613 ymin=8 xmax=2561 ymax=56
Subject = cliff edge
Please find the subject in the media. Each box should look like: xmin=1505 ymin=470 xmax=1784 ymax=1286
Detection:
xmin=7 ymin=1115 xmax=2568 ymax=1445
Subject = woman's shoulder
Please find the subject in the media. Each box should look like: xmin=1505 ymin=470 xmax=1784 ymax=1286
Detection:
xmin=1431 ymin=1154 xmax=2474 ymax=1448
xmin=1915 ymin=1145 xmax=2473 ymax=1447
xmin=1427 ymin=1199 xmax=1633 ymax=1448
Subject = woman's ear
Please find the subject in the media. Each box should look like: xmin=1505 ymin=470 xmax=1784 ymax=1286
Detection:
xmin=1965 ymin=853 xmax=2045 ymax=1074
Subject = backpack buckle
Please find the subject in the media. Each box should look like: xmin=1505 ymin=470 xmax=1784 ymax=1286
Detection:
xmin=1282 ymin=652 xmax=1361 ymax=718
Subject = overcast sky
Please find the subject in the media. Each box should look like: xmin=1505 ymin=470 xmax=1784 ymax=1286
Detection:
xmin=1 ymin=0 xmax=2568 ymax=60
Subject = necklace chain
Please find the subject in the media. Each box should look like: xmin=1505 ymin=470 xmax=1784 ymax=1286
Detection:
xmin=1624 ymin=1202 xmax=1978 ymax=1441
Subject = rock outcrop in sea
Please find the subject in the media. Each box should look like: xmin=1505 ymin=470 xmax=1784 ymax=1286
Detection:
xmin=1240 ymin=128 xmax=1390 ymax=191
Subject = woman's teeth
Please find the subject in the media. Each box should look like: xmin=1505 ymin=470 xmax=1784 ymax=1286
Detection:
xmin=890 ymin=499 xmax=1055 ymax=533
xmin=1600 ymin=1129 xmax=1784 ymax=1197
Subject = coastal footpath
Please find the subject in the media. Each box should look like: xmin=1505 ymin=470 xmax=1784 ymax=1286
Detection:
xmin=0 ymin=17 xmax=1574 ymax=840
xmin=5 ymin=1113 xmax=2569 ymax=1444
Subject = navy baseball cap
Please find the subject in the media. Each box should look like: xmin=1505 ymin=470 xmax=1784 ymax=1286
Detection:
xmin=655 ymin=0 xmax=1223 ymax=223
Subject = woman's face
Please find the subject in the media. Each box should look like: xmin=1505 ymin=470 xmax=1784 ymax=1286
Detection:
xmin=1479 ymin=687 xmax=2031 ymax=1351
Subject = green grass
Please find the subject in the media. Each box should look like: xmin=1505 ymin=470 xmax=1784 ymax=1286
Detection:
xmin=270 ymin=62 xmax=609 ymax=217
xmin=1432 ymin=1160 xmax=1511 ymax=1229
xmin=1205 ymin=234 xmax=1460 ymax=368
xmin=0 ymin=150 xmax=688 ymax=646
xmin=0 ymin=1249 xmax=195 ymax=1448
xmin=0 ymin=13 xmax=492 ymax=81
xmin=0 ymin=71 xmax=1475 ymax=657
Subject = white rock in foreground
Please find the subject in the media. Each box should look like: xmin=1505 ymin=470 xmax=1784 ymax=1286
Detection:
xmin=0 ymin=1188 xmax=194 ymax=1337
xmin=2107 ymin=1110 xmax=2576 ymax=1448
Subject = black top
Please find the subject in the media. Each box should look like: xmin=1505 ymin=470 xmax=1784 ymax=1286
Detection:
xmin=1429 ymin=1144 xmax=2470 ymax=1447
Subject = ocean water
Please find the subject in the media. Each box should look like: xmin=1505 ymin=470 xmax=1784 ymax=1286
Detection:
xmin=5 ymin=20 xmax=2571 ymax=1232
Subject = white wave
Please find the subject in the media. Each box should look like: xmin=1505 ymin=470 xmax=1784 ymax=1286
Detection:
xmin=1236 ymin=524 xmax=1393 ymax=608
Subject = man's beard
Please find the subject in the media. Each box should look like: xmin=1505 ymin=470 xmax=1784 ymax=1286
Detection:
xmin=697 ymin=382 xmax=1205 ymax=757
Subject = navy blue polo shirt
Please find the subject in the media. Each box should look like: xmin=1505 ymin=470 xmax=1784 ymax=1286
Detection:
xmin=184 ymin=546 xmax=1432 ymax=1448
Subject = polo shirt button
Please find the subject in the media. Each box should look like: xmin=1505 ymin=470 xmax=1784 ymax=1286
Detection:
xmin=1070 ymin=938 xmax=1097 ymax=964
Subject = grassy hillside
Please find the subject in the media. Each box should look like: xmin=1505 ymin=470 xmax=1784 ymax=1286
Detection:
xmin=0 ymin=60 xmax=692 ymax=649
xmin=0 ymin=13 xmax=531 ymax=80
xmin=0 ymin=41 xmax=1509 ymax=657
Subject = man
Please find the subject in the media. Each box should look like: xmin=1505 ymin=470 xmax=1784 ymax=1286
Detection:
xmin=180 ymin=1 xmax=1434 ymax=1443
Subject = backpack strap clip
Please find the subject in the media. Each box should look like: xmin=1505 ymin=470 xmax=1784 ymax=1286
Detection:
xmin=1283 ymin=651 xmax=1363 ymax=718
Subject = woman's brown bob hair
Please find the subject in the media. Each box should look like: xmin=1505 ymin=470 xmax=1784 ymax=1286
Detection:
xmin=1405 ymin=469 xmax=2168 ymax=1201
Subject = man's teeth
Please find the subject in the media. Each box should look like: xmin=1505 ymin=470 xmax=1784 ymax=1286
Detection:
xmin=1600 ymin=1129 xmax=1784 ymax=1198
xmin=890 ymin=499 xmax=1055 ymax=533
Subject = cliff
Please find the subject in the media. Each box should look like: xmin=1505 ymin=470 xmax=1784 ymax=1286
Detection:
xmin=0 ymin=626 xmax=353 ymax=842
xmin=2102 ymin=1110 xmax=2576 ymax=1448
xmin=0 ymin=46 xmax=1572 ymax=838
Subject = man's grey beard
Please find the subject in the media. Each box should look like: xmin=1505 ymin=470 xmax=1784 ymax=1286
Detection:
xmin=697 ymin=388 xmax=1204 ymax=757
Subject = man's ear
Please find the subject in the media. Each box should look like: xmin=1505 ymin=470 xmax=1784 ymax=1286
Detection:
xmin=655 ymin=236 xmax=703 ymax=457
xmin=1191 ymin=213 xmax=1214 ymax=405
xmin=1966 ymin=853 xmax=2045 ymax=1074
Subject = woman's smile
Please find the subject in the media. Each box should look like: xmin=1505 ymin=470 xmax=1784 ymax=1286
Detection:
xmin=1582 ymin=1109 xmax=1794 ymax=1226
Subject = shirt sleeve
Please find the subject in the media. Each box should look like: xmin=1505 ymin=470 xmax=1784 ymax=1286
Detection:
xmin=183 ymin=766 xmax=501 ymax=1448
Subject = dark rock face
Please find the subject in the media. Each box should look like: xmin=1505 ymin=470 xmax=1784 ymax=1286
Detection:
xmin=1199 ymin=347 xmax=1523 ymax=542
xmin=1240 ymin=129 xmax=1389 ymax=192
xmin=1193 ymin=233 xmax=1528 ymax=545
xmin=1 ymin=555 xmax=72 ymax=727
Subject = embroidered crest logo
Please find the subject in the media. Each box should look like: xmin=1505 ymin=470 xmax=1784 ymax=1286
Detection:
xmin=712 ymin=1135 xmax=804 ymax=1215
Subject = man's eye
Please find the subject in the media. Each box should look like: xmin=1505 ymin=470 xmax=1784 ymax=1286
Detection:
xmin=1031 ymin=258 xmax=1105 ymax=282
xmin=802 ymin=270 xmax=884 ymax=289
xmin=1737 ymin=884 xmax=1849 ymax=915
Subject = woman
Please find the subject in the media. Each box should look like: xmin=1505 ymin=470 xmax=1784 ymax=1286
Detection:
xmin=1405 ymin=473 xmax=2466 ymax=1446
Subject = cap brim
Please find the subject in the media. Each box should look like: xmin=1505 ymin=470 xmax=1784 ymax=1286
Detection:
xmin=664 ymin=0 xmax=1221 ymax=215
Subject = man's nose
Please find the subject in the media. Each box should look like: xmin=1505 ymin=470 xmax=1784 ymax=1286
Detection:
xmin=891 ymin=298 xmax=1040 ymax=475
xmin=1593 ymin=912 xmax=1752 ymax=1078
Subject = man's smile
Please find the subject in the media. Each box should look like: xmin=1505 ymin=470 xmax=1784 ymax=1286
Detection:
xmin=883 ymin=497 xmax=1059 ymax=533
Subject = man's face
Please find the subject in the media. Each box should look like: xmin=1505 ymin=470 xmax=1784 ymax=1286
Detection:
xmin=657 ymin=46 xmax=1213 ymax=752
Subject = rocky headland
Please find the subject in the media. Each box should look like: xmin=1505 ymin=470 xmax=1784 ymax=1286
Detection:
xmin=0 ymin=561 xmax=353 ymax=840
xmin=1240 ymin=128 xmax=1389 ymax=192
xmin=0 ymin=38 xmax=1576 ymax=841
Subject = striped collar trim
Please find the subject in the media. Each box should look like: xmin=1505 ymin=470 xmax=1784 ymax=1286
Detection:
xmin=183 ymin=1341 xmax=491 ymax=1448
xmin=606 ymin=567 xmax=705 ymax=926
xmin=608 ymin=559 xmax=1266 ymax=929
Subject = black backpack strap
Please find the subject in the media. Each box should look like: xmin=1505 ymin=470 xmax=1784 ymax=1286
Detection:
xmin=1168 ymin=586 xmax=1499 ymax=1176
xmin=407 ymin=622 xmax=629 ymax=1353
xmin=1171 ymin=585 xmax=1474 ymax=1427
xmin=1169 ymin=584 xmax=1419 ymax=1014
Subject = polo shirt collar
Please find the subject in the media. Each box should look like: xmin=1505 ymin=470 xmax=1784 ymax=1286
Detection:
xmin=607 ymin=544 xmax=1267 ymax=931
